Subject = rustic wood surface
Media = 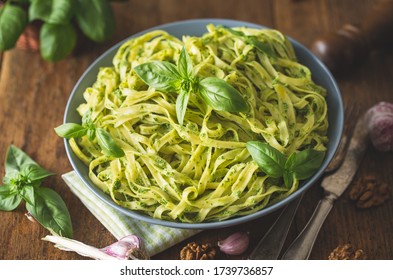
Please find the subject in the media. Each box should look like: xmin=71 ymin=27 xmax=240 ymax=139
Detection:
xmin=1 ymin=0 xmax=392 ymax=260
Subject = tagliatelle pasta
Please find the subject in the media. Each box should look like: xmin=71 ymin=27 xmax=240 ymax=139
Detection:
xmin=69 ymin=24 xmax=328 ymax=223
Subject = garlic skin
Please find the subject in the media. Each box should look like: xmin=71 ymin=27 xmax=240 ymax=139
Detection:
xmin=218 ymin=232 xmax=249 ymax=255
xmin=365 ymin=102 xmax=393 ymax=152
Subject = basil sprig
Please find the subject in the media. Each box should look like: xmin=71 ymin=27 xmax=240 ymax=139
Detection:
xmin=246 ymin=141 xmax=325 ymax=188
xmin=55 ymin=112 xmax=125 ymax=158
xmin=0 ymin=145 xmax=73 ymax=238
xmin=134 ymin=47 xmax=249 ymax=125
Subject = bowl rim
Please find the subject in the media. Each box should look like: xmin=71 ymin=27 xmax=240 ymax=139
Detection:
xmin=64 ymin=18 xmax=343 ymax=229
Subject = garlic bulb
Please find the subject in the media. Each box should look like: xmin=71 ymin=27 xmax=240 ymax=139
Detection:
xmin=365 ymin=101 xmax=393 ymax=152
xmin=217 ymin=232 xmax=249 ymax=255
xmin=43 ymin=234 xmax=149 ymax=260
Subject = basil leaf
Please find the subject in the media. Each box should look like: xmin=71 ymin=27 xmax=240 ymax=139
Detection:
xmin=283 ymin=170 xmax=294 ymax=189
xmin=176 ymin=90 xmax=190 ymax=125
xmin=25 ymin=187 xmax=73 ymax=238
xmin=246 ymin=141 xmax=287 ymax=178
xmin=20 ymin=164 xmax=54 ymax=184
xmin=223 ymin=26 xmax=275 ymax=57
xmin=96 ymin=128 xmax=125 ymax=158
xmin=0 ymin=184 xmax=22 ymax=211
xmin=5 ymin=145 xmax=38 ymax=176
xmin=178 ymin=47 xmax=194 ymax=79
xmin=75 ymin=0 xmax=115 ymax=42
xmin=134 ymin=61 xmax=181 ymax=92
xmin=0 ymin=3 xmax=28 ymax=51
xmin=246 ymin=36 xmax=276 ymax=57
xmin=87 ymin=128 xmax=96 ymax=141
xmin=29 ymin=0 xmax=75 ymax=24
xmin=54 ymin=123 xmax=88 ymax=139
xmin=19 ymin=185 xmax=35 ymax=206
xmin=199 ymin=77 xmax=248 ymax=112
xmin=285 ymin=149 xmax=326 ymax=180
xmin=82 ymin=109 xmax=93 ymax=126
xmin=40 ymin=22 xmax=76 ymax=61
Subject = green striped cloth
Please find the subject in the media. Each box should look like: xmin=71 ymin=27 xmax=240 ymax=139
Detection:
xmin=62 ymin=171 xmax=199 ymax=257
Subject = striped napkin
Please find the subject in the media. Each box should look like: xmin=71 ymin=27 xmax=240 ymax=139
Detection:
xmin=62 ymin=171 xmax=199 ymax=257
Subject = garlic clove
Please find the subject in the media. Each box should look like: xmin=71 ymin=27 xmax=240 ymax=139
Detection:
xmin=217 ymin=232 xmax=249 ymax=255
xmin=101 ymin=235 xmax=149 ymax=260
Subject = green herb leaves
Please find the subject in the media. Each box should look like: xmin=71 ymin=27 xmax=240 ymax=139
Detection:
xmin=54 ymin=123 xmax=87 ymax=139
xmin=0 ymin=146 xmax=73 ymax=238
xmin=199 ymin=77 xmax=249 ymax=112
xmin=95 ymin=128 xmax=125 ymax=158
xmin=55 ymin=112 xmax=124 ymax=158
xmin=134 ymin=47 xmax=249 ymax=125
xmin=40 ymin=22 xmax=77 ymax=62
xmin=0 ymin=3 xmax=28 ymax=51
xmin=135 ymin=61 xmax=180 ymax=93
xmin=75 ymin=0 xmax=115 ymax=43
xmin=29 ymin=0 xmax=75 ymax=24
xmin=246 ymin=141 xmax=325 ymax=188
xmin=25 ymin=187 xmax=73 ymax=238
xmin=0 ymin=0 xmax=116 ymax=61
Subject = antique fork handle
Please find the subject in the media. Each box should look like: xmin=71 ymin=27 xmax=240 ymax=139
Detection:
xmin=248 ymin=194 xmax=303 ymax=260
xmin=281 ymin=192 xmax=336 ymax=260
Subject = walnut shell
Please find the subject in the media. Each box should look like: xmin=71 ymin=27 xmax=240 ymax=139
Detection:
xmin=328 ymin=244 xmax=367 ymax=260
xmin=180 ymin=242 xmax=217 ymax=260
xmin=349 ymin=175 xmax=390 ymax=208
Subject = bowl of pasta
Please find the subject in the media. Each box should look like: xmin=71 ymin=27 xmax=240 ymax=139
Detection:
xmin=61 ymin=19 xmax=343 ymax=229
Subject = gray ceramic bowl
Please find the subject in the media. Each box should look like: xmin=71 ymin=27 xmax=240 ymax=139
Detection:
xmin=64 ymin=19 xmax=343 ymax=229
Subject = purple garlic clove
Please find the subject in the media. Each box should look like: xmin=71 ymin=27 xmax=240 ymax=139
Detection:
xmin=218 ymin=232 xmax=249 ymax=255
xmin=365 ymin=101 xmax=393 ymax=152
xmin=101 ymin=235 xmax=149 ymax=260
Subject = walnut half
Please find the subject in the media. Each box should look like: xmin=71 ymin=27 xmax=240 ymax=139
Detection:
xmin=349 ymin=175 xmax=390 ymax=208
xmin=180 ymin=242 xmax=217 ymax=260
xmin=328 ymin=244 xmax=367 ymax=260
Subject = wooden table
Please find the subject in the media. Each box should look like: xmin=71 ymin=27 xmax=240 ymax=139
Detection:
xmin=1 ymin=0 xmax=392 ymax=260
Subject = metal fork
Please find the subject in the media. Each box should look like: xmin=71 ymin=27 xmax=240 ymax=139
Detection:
xmin=248 ymin=103 xmax=356 ymax=260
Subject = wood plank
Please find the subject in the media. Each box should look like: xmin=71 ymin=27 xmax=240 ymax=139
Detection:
xmin=1 ymin=0 xmax=392 ymax=260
